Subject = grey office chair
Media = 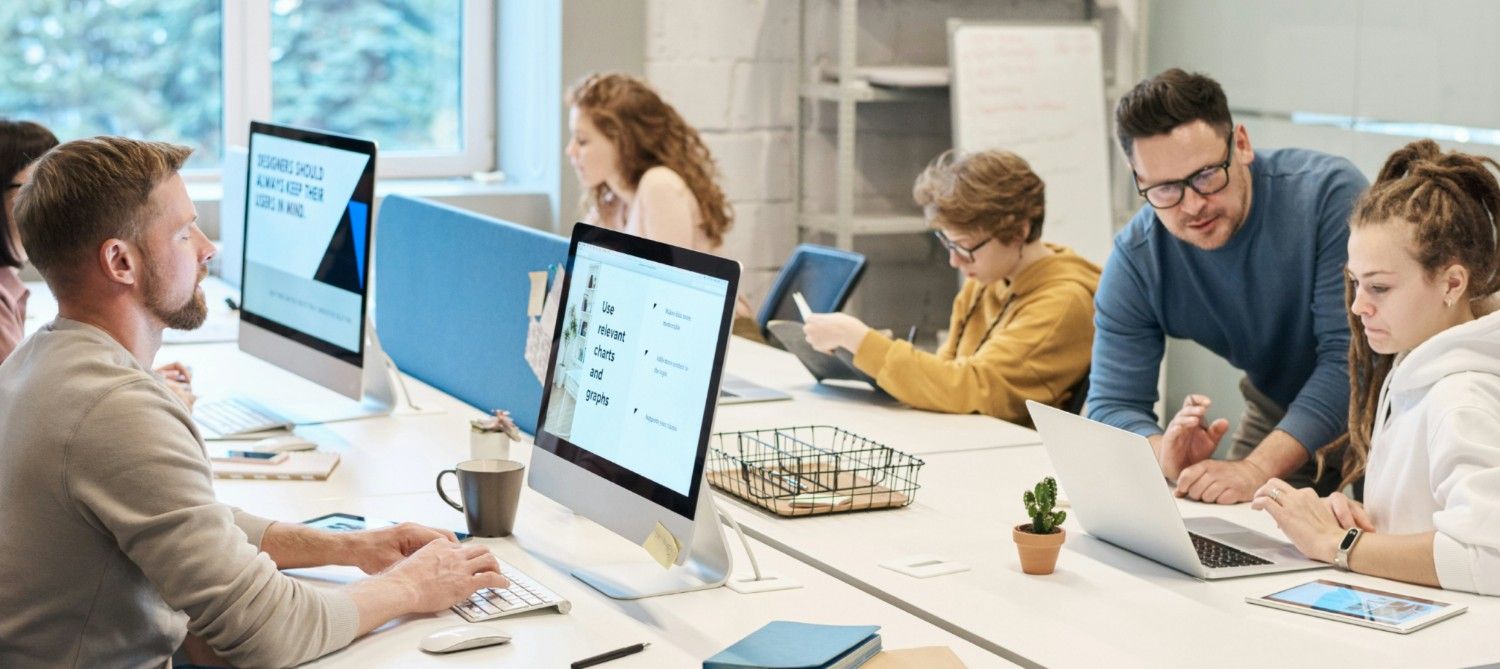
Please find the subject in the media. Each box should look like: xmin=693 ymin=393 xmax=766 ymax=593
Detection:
xmin=757 ymin=244 xmax=867 ymax=344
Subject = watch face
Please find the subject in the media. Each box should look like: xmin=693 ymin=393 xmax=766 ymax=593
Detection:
xmin=1339 ymin=529 xmax=1360 ymax=551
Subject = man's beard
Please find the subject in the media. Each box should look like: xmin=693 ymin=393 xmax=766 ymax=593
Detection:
xmin=140 ymin=251 xmax=207 ymax=331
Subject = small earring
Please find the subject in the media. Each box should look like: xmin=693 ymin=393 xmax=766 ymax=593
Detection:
xmin=1445 ymin=298 xmax=1455 ymax=308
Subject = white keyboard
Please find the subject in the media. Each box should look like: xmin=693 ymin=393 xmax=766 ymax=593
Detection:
xmin=193 ymin=397 xmax=292 ymax=437
xmin=453 ymin=559 xmax=572 ymax=622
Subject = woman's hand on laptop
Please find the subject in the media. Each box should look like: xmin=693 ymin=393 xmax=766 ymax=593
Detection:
xmin=1324 ymin=491 xmax=1376 ymax=532
xmin=1250 ymin=479 xmax=1348 ymax=562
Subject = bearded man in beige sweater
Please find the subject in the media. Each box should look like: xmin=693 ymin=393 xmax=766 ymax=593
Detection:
xmin=0 ymin=136 xmax=507 ymax=668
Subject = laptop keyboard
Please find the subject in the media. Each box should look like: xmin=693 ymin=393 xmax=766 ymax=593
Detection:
xmin=1190 ymin=533 xmax=1272 ymax=569
xmin=452 ymin=559 xmax=571 ymax=622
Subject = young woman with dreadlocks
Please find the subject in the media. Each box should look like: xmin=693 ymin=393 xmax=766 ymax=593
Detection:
xmin=1250 ymin=139 xmax=1500 ymax=595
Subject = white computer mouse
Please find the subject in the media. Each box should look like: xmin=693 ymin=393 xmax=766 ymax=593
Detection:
xmin=249 ymin=434 xmax=318 ymax=453
xmin=418 ymin=624 xmax=512 ymax=653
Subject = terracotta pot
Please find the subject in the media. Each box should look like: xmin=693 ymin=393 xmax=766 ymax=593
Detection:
xmin=1013 ymin=524 xmax=1066 ymax=575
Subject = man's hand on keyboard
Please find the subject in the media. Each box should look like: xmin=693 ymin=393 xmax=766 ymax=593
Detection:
xmin=383 ymin=539 xmax=508 ymax=612
xmin=348 ymin=522 xmax=460 ymax=575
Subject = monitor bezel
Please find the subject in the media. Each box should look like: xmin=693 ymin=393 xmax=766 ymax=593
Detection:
xmin=240 ymin=120 xmax=377 ymax=369
xmin=532 ymin=223 xmax=740 ymax=520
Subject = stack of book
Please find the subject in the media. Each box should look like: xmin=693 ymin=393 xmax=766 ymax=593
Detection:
xmin=703 ymin=621 xmax=880 ymax=669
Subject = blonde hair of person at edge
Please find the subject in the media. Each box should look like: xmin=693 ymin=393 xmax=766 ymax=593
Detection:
xmin=1252 ymin=139 xmax=1500 ymax=595
xmin=565 ymin=72 xmax=757 ymax=326
xmin=0 ymin=119 xmax=194 ymax=408
xmin=802 ymin=150 xmax=1101 ymax=426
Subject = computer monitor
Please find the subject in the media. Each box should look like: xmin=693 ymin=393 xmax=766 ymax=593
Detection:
xmin=530 ymin=223 xmax=739 ymax=599
xmin=238 ymin=121 xmax=380 ymax=405
xmin=217 ymin=146 xmax=248 ymax=290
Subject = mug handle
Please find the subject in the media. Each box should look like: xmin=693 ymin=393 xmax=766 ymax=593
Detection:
xmin=435 ymin=469 xmax=464 ymax=511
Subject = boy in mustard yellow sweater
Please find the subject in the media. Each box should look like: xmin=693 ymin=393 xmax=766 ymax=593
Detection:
xmin=803 ymin=149 xmax=1100 ymax=426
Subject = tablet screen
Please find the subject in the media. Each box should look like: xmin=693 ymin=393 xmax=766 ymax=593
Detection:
xmin=303 ymin=512 xmax=470 ymax=541
xmin=1264 ymin=579 xmax=1450 ymax=626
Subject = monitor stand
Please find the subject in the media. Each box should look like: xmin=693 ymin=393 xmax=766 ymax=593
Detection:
xmin=274 ymin=317 xmax=396 ymax=425
xmin=571 ymin=480 xmax=732 ymax=600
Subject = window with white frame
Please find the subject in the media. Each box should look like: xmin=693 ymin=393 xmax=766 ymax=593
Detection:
xmin=0 ymin=0 xmax=493 ymax=178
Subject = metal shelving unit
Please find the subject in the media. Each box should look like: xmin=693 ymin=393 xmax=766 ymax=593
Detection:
xmin=794 ymin=0 xmax=945 ymax=250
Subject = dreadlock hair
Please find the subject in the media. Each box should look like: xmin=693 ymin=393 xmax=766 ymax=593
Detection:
xmin=1316 ymin=139 xmax=1500 ymax=491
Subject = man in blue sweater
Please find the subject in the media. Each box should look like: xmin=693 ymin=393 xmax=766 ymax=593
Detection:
xmin=1087 ymin=69 xmax=1367 ymax=504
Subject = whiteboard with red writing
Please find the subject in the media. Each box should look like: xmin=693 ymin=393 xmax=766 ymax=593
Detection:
xmin=950 ymin=21 xmax=1112 ymax=264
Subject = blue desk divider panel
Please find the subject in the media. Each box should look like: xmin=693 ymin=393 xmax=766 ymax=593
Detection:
xmin=374 ymin=194 xmax=568 ymax=434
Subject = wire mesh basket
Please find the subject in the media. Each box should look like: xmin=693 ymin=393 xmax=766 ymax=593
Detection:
xmin=706 ymin=425 xmax=924 ymax=517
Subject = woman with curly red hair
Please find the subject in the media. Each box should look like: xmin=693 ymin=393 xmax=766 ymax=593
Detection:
xmin=565 ymin=72 xmax=732 ymax=253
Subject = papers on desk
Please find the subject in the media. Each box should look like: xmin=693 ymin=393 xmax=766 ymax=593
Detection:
xmin=704 ymin=621 xmax=881 ymax=669
xmin=163 ymin=315 xmax=237 ymax=344
xmin=210 ymin=450 xmax=340 ymax=480
xmin=863 ymin=647 xmax=967 ymax=669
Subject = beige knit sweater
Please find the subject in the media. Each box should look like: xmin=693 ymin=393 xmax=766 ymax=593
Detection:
xmin=0 ymin=319 xmax=357 ymax=668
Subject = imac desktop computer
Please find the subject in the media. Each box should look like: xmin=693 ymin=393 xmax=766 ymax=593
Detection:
xmin=193 ymin=121 xmax=394 ymax=438
xmin=529 ymin=223 xmax=742 ymax=600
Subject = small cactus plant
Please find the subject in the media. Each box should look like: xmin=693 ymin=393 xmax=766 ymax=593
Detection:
xmin=1022 ymin=476 xmax=1067 ymax=534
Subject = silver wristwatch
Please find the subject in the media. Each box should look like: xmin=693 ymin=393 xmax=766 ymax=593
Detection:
xmin=1334 ymin=527 xmax=1363 ymax=571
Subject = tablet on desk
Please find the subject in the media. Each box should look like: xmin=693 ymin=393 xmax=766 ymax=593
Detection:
xmin=304 ymin=512 xmax=470 ymax=542
xmin=765 ymin=320 xmax=880 ymax=389
xmin=1248 ymin=579 xmax=1467 ymax=634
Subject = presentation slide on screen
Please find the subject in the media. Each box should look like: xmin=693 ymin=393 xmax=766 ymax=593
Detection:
xmin=542 ymin=243 xmax=728 ymax=496
xmin=241 ymin=133 xmax=371 ymax=353
xmin=1271 ymin=582 xmax=1442 ymax=625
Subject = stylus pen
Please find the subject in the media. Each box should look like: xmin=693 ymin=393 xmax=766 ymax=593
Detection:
xmin=571 ymin=641 xmax=649 ymax=668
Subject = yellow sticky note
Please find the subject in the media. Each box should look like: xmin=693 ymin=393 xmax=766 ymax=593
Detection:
xmin=527 ymin=271 xmax=548 ymax=317
xmin=641 ymin=521 xmax=680 ymax=569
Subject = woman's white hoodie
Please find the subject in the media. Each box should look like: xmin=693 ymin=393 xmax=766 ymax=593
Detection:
xmin=1365 ymin=309 xmax=1500 ymax=595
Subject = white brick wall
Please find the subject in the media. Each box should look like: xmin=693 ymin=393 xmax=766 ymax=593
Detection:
xmin=645 ymin=0 xmax=799 ymax=310
xmin=644 ymin=0 xmax=1094 ymax=329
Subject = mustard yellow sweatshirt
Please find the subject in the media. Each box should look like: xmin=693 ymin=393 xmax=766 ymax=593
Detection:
xmin=852 ymin=244 xmax=1101 ymax=426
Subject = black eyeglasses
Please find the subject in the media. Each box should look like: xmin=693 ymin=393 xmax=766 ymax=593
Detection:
xmin=932 ymin=229 xmax=992 ymax=263
xmin=1134 ymin=133 xmax=1234 ymax=209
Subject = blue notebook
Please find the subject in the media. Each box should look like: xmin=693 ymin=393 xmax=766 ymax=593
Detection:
xmin=704 ymin=621 xmax=882 ymax=669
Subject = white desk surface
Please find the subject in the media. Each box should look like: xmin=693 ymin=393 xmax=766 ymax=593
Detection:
xmin=717 ymin=337 xmax=1041 ymax=454
xmin=173 ymin=343 xmax=1005 ymax=668
xmin=154 ymin=329 xmax=1498 ymax=667
xmin=211 ymin=488 xmax=1004 ymax=668
xmin=718 ymin=445 xmax=1500 ymax=668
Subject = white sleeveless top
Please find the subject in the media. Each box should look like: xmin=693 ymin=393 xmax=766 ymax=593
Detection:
xmin=588 ymin=166 xmax=720 ymax=254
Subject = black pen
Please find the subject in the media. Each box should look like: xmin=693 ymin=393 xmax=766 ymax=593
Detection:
xmin=571 ymin=641 xmax=649 ymax=668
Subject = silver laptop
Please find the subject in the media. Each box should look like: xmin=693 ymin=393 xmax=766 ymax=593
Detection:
xmin=1026 ymin=401 xmax=1325 ymax=579
xmin=719 ymin=373 xmax=791 ymax=405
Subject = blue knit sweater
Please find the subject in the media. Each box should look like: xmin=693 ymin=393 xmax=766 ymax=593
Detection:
xmin=1087 ymin=148 xmax=1368 ymax=454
